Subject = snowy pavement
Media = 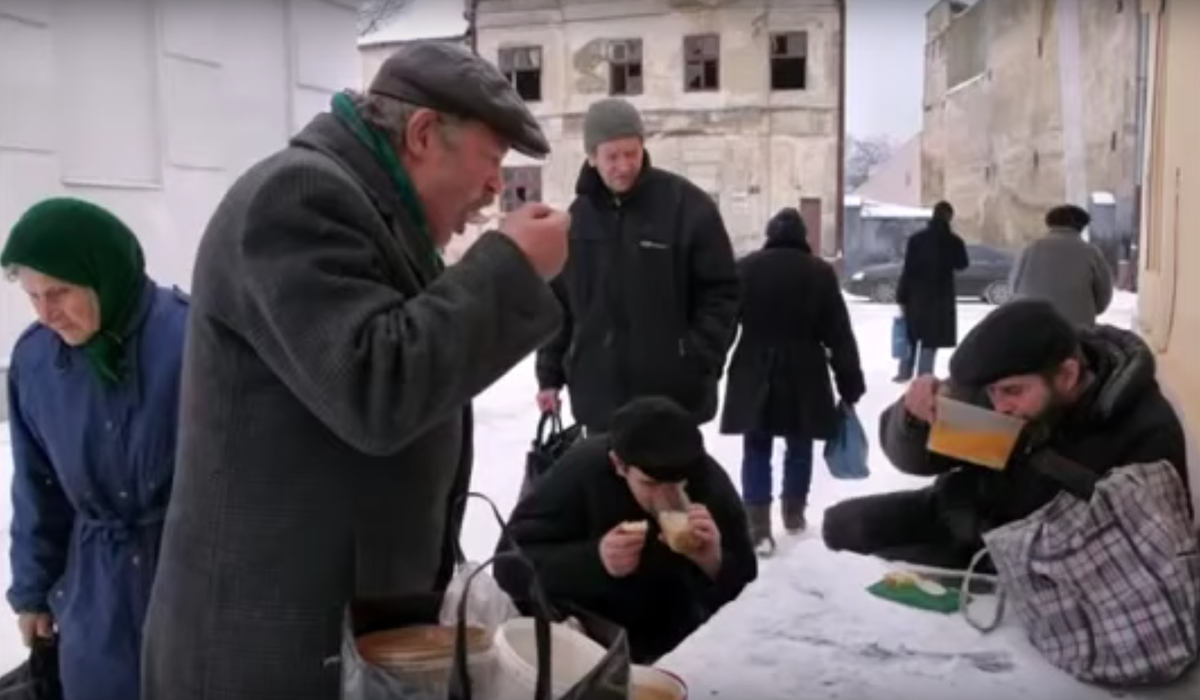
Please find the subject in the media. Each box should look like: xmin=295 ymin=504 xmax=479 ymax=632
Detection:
xmin=5 ymin=293 xmax=1195 ymax=698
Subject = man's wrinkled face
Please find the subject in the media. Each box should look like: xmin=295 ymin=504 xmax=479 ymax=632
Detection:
xmin=986 ymin=358 xmax=1081 ymax=420
xmin=610 ymin=452 xmax=686 ymax=514
xmin=589 ymin=137 xmax=644 ymax=194
xmin=17 ymin=267 xmax=101 ymax=345
xmin=402 ymin=111 xmax=506 ymax=248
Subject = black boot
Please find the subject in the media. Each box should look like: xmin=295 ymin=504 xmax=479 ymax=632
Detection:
xmin=746 ymin=503 xmax=776 ymax=556
xmin=782 ymin=499 xmax=807 ymax=534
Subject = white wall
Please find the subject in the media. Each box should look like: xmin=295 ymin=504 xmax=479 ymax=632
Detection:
xmin=0 ymin=0 xmax=359 ymax=359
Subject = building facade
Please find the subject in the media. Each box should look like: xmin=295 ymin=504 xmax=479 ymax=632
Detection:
xmin=922 ymin=0 xmax=1142 ymax=248
xmin=474 ymin=0 xmax=844 ymax=257
xmin=0 ymin=0 xmax=359 ymax=410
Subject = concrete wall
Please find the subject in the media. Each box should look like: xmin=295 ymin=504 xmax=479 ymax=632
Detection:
xmin=0 ymin=0 xmax=359 ymax=367
xmin=474 ymin=0 xmax=842 ymax=256
xmin=921 ymin=0 xmax=1139 ymax=248
xmin=1137 ymin=0 xmax=1200 ymax=513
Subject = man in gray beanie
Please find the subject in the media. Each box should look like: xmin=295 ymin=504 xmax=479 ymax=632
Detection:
xmin=535 ymin=98 xmax=740 ymax=433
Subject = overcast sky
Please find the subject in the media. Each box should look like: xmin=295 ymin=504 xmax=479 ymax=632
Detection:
xmin=845 ymin=0 xmax=931 ymax=144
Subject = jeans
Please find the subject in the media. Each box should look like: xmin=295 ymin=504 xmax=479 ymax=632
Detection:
xmin=741 ymin=432 xmax=814 ymax=506
xmin=897 ymin=342 xmax=937 ymax=379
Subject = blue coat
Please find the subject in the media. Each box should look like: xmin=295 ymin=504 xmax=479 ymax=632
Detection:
xmin=6 ymin=283 xmax=188 ymax=700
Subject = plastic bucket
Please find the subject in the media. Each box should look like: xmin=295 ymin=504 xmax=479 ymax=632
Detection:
xmin=492 ymin=618 xmax=608 ymax=697
xmin=631 ymin=665 xmax=688 ymax=700
xmin=355 ymin=625 xmax=498 ymax=695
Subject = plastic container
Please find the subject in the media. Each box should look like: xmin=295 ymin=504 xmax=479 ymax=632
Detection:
xmin=651 ymin=486 xmax=696 ymax=554
xmin=492 ymin=618 xmax=608 ymax=698
xmin=354 ymin=624 xmax=498 ymax=695
xmin=927 ymin=396 xmax=1027 ymax=470
xmin=631 ymin=665 xmax=689 ymax=700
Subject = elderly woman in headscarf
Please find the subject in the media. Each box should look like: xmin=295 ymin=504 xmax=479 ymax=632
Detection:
xmin=1 ymin=198 xmax=188 ymax=700
xmin=720 ymin=208 xmax=865 ymax=554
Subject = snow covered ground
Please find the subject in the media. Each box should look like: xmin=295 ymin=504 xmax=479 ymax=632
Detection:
xmin=4 ymin=292 xmax=1193 ymax=699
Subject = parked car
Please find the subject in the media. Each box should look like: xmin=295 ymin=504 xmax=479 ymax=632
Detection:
xmin=842 ymin=244 xmax=1015 ymax=305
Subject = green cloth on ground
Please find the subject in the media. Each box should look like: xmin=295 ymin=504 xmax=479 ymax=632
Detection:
xmin=1 ymin=198 xmax=147 ymax=385
xmin=867 ymin=577 xmax=964 ymax=614
xmin=329 ymin=90 xmax=443 ymax=273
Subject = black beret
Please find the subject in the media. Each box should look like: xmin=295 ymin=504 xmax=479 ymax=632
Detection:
xmin=369 ymin=41 xmax=550 ymax=158
xmin=949 ymin=299 xmax=1079 ymax=388
xmin=608 ymin=397 xmax=705 ymax=483
xmin=1045 ymin=204 xmax=1091 ymax=231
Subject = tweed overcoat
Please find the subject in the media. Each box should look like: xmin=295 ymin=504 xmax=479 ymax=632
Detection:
xmin=140 ymin=113 xmax=561 ymax=700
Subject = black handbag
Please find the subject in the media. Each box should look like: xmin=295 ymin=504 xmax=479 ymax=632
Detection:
xmin=0 ymin=639 xmax=62 ymax=700
xmin=520 ymin=411 xmax=584 ymax=499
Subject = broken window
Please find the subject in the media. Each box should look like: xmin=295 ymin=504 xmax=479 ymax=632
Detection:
xmin=501 ymin=166 xmax=543 ymax=212
xmin=498 ymin=46 xmax=543 ymax=102
xmin=608 ymin=39 xmax=644 ymax=96
xmin=683 ymin=34 xmax=720 ymax=92
xmin=769 ymin=31 xmax=808 ymax=91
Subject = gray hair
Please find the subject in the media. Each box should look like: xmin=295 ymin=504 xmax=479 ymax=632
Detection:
xmin=349 ymin=91 xmax=464 ymax=151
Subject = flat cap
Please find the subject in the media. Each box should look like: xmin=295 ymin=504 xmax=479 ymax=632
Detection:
xmin=369 ymin=40 xmax=550 ymax=158
xmin=949 ymin=299 xmax=1079 ymax=388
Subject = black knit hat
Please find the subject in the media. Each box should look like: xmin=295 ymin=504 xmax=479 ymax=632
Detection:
xmin=949 ymin=299 xmax=1080 ymax=388
xmin=608 ymin=396 xmax=704 ymax=483
xmin=1045 ymin=204 xmax=1091 ymax=232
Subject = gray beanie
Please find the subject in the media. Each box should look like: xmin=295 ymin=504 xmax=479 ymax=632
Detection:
xmin=583 ymin=98 xmax=645 ymax=154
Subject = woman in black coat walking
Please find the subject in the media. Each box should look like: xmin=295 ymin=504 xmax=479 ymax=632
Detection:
xmin=894 ymin=201 xmax=968 ymax=381
xmin=720 ymin=208 xmax=865 ymax=553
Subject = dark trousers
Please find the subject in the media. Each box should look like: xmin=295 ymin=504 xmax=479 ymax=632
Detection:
xmin=821 ymin=487 xmax=980 ymax=570
xmin=741 ymin=432 xmax=814 ymax=506
xmin=897 ymin=342 xmax=937 ymax=380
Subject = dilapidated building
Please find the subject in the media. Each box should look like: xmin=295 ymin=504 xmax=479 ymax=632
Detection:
xmin=921 ymin=0 xmax=1142 ymax=248
xmin=474 ymin=0 xmax=844 ymax=256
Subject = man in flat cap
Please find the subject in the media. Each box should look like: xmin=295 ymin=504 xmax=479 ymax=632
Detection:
xmin=822 ymin=299 xmax=1188 ymax=569
xmin=495 ymin=396 xmax=756 ymax=663
xmin=143 ymin=41 xmax=568 ymax=700
xmin=1008 ymin=203 xmax=1115 ymax=327
xmin=534 ymin=98 xmax=739 ymax=433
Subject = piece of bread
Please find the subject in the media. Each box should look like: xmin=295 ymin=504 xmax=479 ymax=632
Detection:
xmin=620 ymin=520 xmax=649 ymax=534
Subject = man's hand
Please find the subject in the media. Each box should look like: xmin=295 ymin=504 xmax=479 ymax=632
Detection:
xmin=902 ymin=375 xmax=941 ymax=424
xmin=599 ymin=523 xmax=646 ymax=578
xmin=682 ymin=504 xmax=722 ymax=579
xmin=17 ymin=612 xmax=53 ymax=647
xmin=499 ymin=203 xmax=570 ymax=280
xmin=535 ymin=389 xmax=561 ymax=414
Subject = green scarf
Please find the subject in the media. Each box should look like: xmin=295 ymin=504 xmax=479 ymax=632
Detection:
xmin=330 ymin=91 xmax=443 ymax=273
xmin=1 ymin=198 xmax=148 ymax=385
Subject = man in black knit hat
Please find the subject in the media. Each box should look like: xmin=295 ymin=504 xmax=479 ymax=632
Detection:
xmin=496 ymin=396 xmax=756 ymax=663
xmin=822 ymin=299 xmax=1188 ymax=569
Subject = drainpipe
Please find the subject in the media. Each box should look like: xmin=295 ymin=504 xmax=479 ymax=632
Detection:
xmin=466 ymin=0 xmax=481 ymax=53
xmin=835 ymin=0 xmax=847 ymax=267
xmin=1131 ymin=8 xmax=1150 ymax=252
xmin=1056 ymin=0 xmax=1087 ymax=208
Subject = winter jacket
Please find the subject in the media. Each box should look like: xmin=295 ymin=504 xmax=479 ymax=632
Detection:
xmin=1008 ymin=226 xmax=1114 ymax=327
xmin=494 ymin=436 xmax=757 ymax=664
xmin=896 ymin=220 xmax=969 ymax=348
xmin=535 ymin=154 xmax=739 ymax=431
xmin=878 ymin=325 xmax=1188 ymax=550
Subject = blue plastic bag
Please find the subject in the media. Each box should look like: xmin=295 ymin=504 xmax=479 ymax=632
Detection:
xmin=891 ymin=316 xmax=909 ymax=361
xmin=824 ymin=402 xmax=870 ymax=480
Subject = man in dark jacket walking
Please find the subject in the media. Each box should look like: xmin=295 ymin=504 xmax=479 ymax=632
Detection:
xmin=534 ymin=98 xmax=740 ymax=432
xmin=142 ymin=42 xmax=567 ymax=700
xmin=496 ymin=397 xmax=757 ymax=664
xmin=894 ymin=201 xmax=968 ymax=382
xmin=823 ymin=300 xmax=1188 ymax=569
xmin=720 ymin=208 xmax=864 ymax=550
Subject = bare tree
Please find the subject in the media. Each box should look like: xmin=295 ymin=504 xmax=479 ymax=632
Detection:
xmin=358 ymin=0 xmax=413 ymax=37
xmin=845 ymin=134 xmax=894 ymax=191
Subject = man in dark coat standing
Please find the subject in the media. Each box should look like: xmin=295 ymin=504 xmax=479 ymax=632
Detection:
xmin=534 ymin=98 xmax=740 ymax=432
xmin=894 ymin=201 xmax=968 ymax=382
xmin=823 ymin=300 xmax=1188 ymax=569
xmin=719 ymin=208 xmax=864 ymax=550
xmin=141 ymin=42 xmax=567 ymax=700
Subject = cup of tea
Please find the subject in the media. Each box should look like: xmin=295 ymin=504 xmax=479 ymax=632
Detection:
xmin=650 ymin=486 xmax=697 ymax=554
xmin=631 ymin=665 xmax=688 ymax=700
xmin=927 ymin=396 xmax=1027 ymax=470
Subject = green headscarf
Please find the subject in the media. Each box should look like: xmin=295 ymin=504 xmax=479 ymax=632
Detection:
xmin=1 ymin=197 xmax=148 ymax=385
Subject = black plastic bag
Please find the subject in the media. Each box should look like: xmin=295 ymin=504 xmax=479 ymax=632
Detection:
xmin=341 ymin=493 xmax=630 ymax=700
xmin=0 ymin=639 xmax=62 ymax=699
xmin=520 ymin=412 xmax=584 ymax=499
